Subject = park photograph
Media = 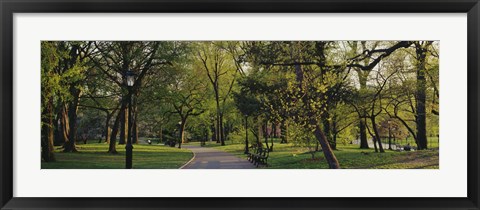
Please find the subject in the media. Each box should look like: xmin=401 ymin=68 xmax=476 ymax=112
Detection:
xmin=41 ymin=41 xmax=439 ymax=169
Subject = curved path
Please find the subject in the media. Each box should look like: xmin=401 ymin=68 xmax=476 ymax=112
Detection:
xmin=181 ymin=145 xmax=255 ymax=169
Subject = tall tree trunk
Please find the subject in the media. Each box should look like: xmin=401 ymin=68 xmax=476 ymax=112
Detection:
xmin=370 ymin=116 xmax=385 ymax=153
xmin=102 ymin=112 xmax=111 ymax=143
xmin=53 ymin=122 xmax=61 ymax=146
xmin=41 ymin=96 xmax=56 ymax=162
xmin=105 ymin=127 xmax=111 ymax=144
xmin=331 ymin=116 xmax=338 ymax=150
xmin=219 ymin=113 xmax=225 ymax=146
xmin=214 ymin=85 xmax=221 ymax=144
xmin=294 ymin=50 xmax=339 ymax=168
xmin=133 ymin=120 xmax=138 ymax=144
xmin=359 ymin=119 xmax=369 ymax=149
xmin=211 ymin=122 xmax=217 ymax=142
xmin=53 ymin=106 xmax=64 ymax=146
xmin=364 ymin=118 xmax=378 ymax=152
xmin=58 ymin=105 xmax=70 ymax=147
xmin=268 ymin=121 xmax=274 ymax=151
xmin=63 ymin=88 xmax=80 ymax=152
xmin=203 ymin=126 xmax=208 ymax=146
xmin=415 ymin=42 xmax=429 ymax=150
xmin=119 ymin=107 xmax=126 ymax=145
xmin=322 ymin=113 xmax=334 ymax=150
xmin=178 ymin=118 xmax=187 ymax=149
xmin=357 ymin=67 xmax=370 ymax=149
xmin=372 ymin=136 xmax=379 ymax=153
xmin=108 ymin=102 xmax=126 ymax=154
xmin=313 ymin=124 xmax=340 ymax=169
xmin=216 ymin=115 xmax=220 ymax=144
xmin=263 ymin=120 xmax=270 ymax=152
xmin=62 ymin=107 xmax=70 ymax=144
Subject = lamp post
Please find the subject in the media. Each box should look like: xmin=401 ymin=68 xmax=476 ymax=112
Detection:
xmin=244 ymin=115 xmax=249 ymax=154
xmin=210 ymin=116 xmax=215 ymax=142
xmin=201 ymin=125 xmax=207 ymax=147
xmin=177 ymin=121 xmax=182 ymax=148
xmin=125 ymin=70 xmax=135 ymax=169
xmin=387 ymin=120 xmax=392 ymax=150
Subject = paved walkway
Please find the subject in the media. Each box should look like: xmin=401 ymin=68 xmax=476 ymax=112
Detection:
xmin=181 ymin=145 xmax=255 ymax=169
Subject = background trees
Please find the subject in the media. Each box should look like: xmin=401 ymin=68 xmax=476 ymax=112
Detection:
xmin=41 ymin=41 xmax=92 ymax=159
xmin=196 ymin=41 xmax=238 ymax=146
xmin=166 ymin=60 xmax=208 ymax=148
xmin=41 ymin=40 xmax=439 ymax=169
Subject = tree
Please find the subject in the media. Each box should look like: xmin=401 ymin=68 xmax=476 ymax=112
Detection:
xmin=414 ymin=41 xmax=433 ymax=150
xmin=244 ymin=41 xmax=343 ymax=168
xmin=79 ymin=69 xmax=121 ymax=144
xmin=40 ymin=41 xmax=93 ymax=153
xmin=196 ymin=41 xmax=238 ymax=146
xmin=41 ymin=41 xmax=63 ymax=161
xmin=347 ymin=41 xmax=414 ymax=149
xmin=89 ymin=41 xmax=179 ymax=152
xmin=234 ymin=75 xmax=263 ymax=152
xmin=42 ymin=40 xmax=440 ymax=169
xmin=382 ymin=42 xmax=438 ymax=150
xmin=329 ymin=102 xmax=357 ymax=150
xmin=166 ymin=62 xmax=207 ymax=148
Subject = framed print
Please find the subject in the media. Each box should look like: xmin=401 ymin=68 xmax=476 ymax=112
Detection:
xmin=1 ymin=0 xmax=479 ymax=209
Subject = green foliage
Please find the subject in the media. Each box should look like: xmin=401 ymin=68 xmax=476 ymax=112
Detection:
xmin=41 ymin=42 xmax=85 ymax=110
xmin=287 ymin=122 xmax=319 ymax=158
xmin=41 ymin=40 xmax=440 ymax=168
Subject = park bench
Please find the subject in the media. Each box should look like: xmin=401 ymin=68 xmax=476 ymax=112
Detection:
xmin=394 ymin=144 xmax=418 ymax=152
xmin=164 ymin=140 xmax=176 ymax=147
xmin=246 ymin=145 xmax=269 ymax=167
xmin=254 ymin=148 xmax=269 ymax=167
xmin=395 ymin=144 xmax=404 ymax=151
xmin=246 ymin=145 xmax=257 ymax=162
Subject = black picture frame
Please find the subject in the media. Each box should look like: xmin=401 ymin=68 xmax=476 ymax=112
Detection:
xmin=1 ymin=0 xmax=479 ymax=209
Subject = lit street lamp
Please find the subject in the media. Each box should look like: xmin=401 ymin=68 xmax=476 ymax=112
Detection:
xmin=125 ymin=70 xmax=136 ymax=169
xmin=177 ymin=121 xmax=182 ymax=148
xmin=178 ymin=121 xmax=182 ymax=137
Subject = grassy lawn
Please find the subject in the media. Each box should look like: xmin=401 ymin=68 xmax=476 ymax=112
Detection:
xmin=201 ymin=140 xmax=439 ymax=169
xmin=383 ymin=137 xmax=439 ymax=149
xmin=42 ymin=142 xmax=193 ymax=169
xmin=43 ymin=138 xmax=439 ymax=169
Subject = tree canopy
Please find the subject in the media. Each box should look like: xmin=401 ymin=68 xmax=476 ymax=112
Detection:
xmin=41 ymin=41 xmax=439 ymax=169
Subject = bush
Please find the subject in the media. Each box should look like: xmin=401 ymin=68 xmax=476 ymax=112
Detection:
xmin=228 ymin=127 xmax=256 ymax=144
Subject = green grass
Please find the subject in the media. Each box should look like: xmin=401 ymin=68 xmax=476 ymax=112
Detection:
xmin=202 ymin=140 xmax=439 ymax=169
xmin=42 ymin=142 xmax=193 ymax=169
xmin=43 ymin=138 xmax=439 ymax=169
